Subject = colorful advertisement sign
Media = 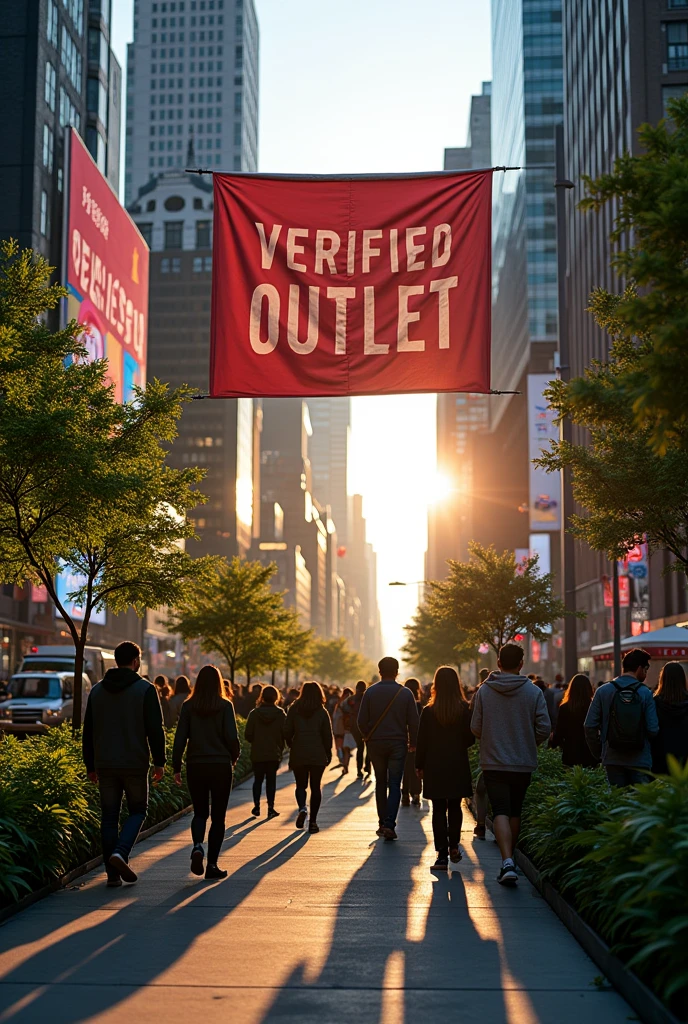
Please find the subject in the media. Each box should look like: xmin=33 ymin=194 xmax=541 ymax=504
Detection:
xmin=65 ymin=128 xmax=148 ymax=401
xmin=54 ymin=563 xmax=106 ymax=625
xmin=527 ymin=374 xmax=561 ymax=532
xmin=210 ymin=170 xmax=493 ymax=397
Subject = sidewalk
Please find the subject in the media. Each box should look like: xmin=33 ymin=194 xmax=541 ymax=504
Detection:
xmin=0 ymin=768 xmax=635 ymax=1023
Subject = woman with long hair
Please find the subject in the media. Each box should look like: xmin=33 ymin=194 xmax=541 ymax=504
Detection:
xmin=166 ymin=675 xmax=191 ymax=726
xmin=245 ymin=684 xmax=286 ymax=818
xmin=284 ymin=680 xmax=334 ymax=833
xmin=172 ymin=664 xmax=240 ymax=879
xmin=402 ymin=678 xmax=424 ymax=807
xmin=415 ymin=666 xmax=475 ymax=870
xmin=652 ymin=661 xmax=688 ymax=774
xmin=550 ymin=673 xmax=598 ymax=767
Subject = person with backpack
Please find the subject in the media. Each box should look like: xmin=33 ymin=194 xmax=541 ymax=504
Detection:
xmin=245 ymin=684 xmax=286 ymax=818
xmin=584 ymin=647 xmax=659 ymax=787
xmin=357 ymin=656 xmax=419 ymax=841
xmin=284 ymin=681 xmax=334 ymax=833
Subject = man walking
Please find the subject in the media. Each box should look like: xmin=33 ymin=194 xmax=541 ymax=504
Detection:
xmin=471 ymin=643 xmax=550 ymax=885
xmin=584 ymin=648 xmax=658 ymax=787
xmin=82 ymin=641 xmax=166 ymax=886
xmin=357 ymin=656 xmax=419 ymax=841
xmin=345 ymin=680 xmax=370 ymax=778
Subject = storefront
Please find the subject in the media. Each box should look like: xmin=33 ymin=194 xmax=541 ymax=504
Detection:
xmin=591 ymin=625 xmax=688 ymax=689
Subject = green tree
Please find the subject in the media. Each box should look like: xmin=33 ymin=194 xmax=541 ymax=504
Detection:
xmin=401 ymin=594 xmax=472 ymax=675
xmin=431 ymin=542 xmax=568 ymax=657
xmin=567 ymin=95 xmax=688 ymax=453
xmin=0 ymin=241 xmax=214 ymax=729
xmin=271 ymin=607 xmax=313 ymax=685
xmin=306 ymin=635 xmax=372 ymax=686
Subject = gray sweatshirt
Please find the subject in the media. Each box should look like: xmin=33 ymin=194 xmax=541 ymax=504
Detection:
xmin=471 ymin=672 xmax=551 ymax=773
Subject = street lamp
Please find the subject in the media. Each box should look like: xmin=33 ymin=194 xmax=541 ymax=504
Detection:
xmin=388 ymin=581 xmax=427 ymax=586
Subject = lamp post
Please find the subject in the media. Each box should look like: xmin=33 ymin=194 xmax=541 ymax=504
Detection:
xmin=555 ymin=123 xmax=578 ymax=682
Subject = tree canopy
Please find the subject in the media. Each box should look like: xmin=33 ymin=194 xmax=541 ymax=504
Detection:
xmin=306 ymin=635 xmax=373 ymax=685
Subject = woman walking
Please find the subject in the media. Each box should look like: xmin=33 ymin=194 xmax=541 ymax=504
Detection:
xmin=173 ymin=664 xmax=240 ymax=880
xmin=402 ymin=678 xmax=424 ymax=807
xmin=167 ymin=675 xmax=191 ymax=726
xmin=550 ymin=674 xmax=598 ymax=767
xmin=284 ymin=681 xmax=333 ymax=834
xmin=332 ymin=688 xmax=351 ymax=769
xmin=415 ymin=666 xmax=475 ymax=870
xmin=652 ymin=661 xmax=688 ymax=774
xmin=245 ymin=684 xmax=286 ymax=818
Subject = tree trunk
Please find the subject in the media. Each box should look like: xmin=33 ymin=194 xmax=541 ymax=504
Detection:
xmin=271 ymin=668 xmax=276 ymax=685
xmin=72 ymin=637 xmax=86 ymax=737
xmin=285 ymin=665 xmax=289 ymax=688
xmin=246 ymin=665 xmax=251 ymax=687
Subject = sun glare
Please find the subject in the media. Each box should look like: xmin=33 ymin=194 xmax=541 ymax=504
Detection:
xmin=427 ymin=471 xmax=455 ymax=505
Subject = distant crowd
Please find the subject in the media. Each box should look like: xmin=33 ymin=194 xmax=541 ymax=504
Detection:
xmin=83 ymin=642 xmax=688 ymax=887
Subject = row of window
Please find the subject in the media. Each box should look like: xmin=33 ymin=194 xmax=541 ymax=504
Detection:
xmin=159 ymin=255 xmax=213 ymax=273
xmin=62 ymin=0 xmax=84 ymax=35
xmin=60 ymin=25 xmax=82 ymax=91
xmin=667 ymin=21 xmax=688 ymax=69
xmin=148 ymin=153 xmax=234 ymax=169
xmin=151 ymin=0 xmax=228 ymax=10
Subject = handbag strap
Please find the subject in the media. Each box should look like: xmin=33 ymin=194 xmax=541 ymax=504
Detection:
xmin=363 ymin=686 xmax=404 ymax=742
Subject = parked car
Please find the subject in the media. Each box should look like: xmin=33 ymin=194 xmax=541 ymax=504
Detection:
xmin=19 ymin=645 xmax=116 ymax=684
xmin=0 ymin=671 xmax=90 ymax=735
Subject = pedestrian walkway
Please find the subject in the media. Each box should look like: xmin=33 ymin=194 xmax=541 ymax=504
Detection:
xmin=0 ymin=768 xmax=634 ymax=1023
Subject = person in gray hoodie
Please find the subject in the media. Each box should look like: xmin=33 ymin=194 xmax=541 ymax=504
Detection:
xmin=245 ymin=684 xmax=286 ymax=818
xmin=471 ymin=643 xmax=550 ymax=885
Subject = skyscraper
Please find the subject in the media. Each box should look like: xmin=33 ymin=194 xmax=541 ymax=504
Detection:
xmin=0 ymin=0 xmax=121 ymax=268
xmin=307 ymin=398 xmax=351 ymax=546
xmin=124 ymin=0 xmax=259 ymax=205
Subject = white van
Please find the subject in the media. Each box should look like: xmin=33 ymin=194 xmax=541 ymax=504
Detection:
xmin=19 ymin=645 xmax=116 ymax=684
xmin=0 ymin=671 xmax=91 ymax=734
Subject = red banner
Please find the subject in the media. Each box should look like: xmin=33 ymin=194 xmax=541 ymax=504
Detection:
xmin=210 ymin=171 xmax=493 ymax=398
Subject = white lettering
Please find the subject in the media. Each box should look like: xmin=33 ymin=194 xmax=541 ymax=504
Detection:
xmin=364 ymin=286 xmax=387 ymax=354
xmin=71 ymin=229 xmax=81 ymax=279
xmin=286 ymin=228 xmax=308 ymax=273
xmin=390 ymin=228 xmax=399 ymax=273
xmin=347 ymin=230 xmax=356 ymax=275
xmin=249 ymin=284 xmax=280 ymax=354
xmin=430 ymin=276 xmax=459 ymax=348
xmin=406 ymin=227 xmax=427 ymax=272
xmin=255 ymin=222 xmax=282 ymax=270
xmin=431 ymin=223 xmax=452 ymax=267
xmin=287 ymin=284 xmax=319 ymax=354
xmin=80 ymin=239 xmax=91 ymax=295
xmin=397 ymin=285 xmax=425 ymax=351
xmin=315 ymin=230 xmax=341 ymax=275
xmin=362 ymin=229 xmax=383 ymax=273
xmin=327 ymin=287 xmax=356 ymax=354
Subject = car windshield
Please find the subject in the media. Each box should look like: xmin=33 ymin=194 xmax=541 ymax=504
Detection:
xmin=21 ymin=659 xmax=74 ymax=673
xmin=9 ymin=676 xmax=63 ymax=699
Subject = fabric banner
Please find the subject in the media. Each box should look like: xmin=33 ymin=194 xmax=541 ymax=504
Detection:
xmin=210 ymin=171 xmax=493 ymax=398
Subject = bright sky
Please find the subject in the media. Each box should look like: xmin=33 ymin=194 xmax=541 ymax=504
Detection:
xmin=112 ymin=0 xmax=492 ymax=660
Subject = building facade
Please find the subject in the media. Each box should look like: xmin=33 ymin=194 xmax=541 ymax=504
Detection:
xmin=124 ymin=0 xmax=259 ymax=205
xmin=307 ymin=398 xmax=351 ymax=546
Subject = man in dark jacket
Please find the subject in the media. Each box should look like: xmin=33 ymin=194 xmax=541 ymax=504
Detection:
xmin=82 ymin=641 xmax=165 ymax=886
xmin=357 ymin=657 xmax=419 ymax=841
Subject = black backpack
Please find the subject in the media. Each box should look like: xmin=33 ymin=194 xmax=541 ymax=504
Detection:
xmin=607 ymin=680 xmax=645 ymax=752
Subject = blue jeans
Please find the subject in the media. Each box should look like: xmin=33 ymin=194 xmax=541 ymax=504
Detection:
xmin=98 ymin=770 xmax=149 ymax=873
xmin=605 ymin=765 xmax=650 ymax=788
xmin=368 ymin=740 xmax=407 ymax=829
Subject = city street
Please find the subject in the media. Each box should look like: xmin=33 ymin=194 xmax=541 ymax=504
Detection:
xmin=0 ymin=770 xmax=634 ymax=1024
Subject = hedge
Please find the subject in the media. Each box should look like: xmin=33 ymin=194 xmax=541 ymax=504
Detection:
xmin=0 ymin=717 xmax=253 ymax=906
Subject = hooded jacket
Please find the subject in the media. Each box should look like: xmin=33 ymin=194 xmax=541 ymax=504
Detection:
xmin=284 ymin=703 xmax=333 ymax=768
xmin=651 ymin=696 xmax=688 ymax=774
xmin=471 ymin=672 xmax=551 ymax=773
xmin=245 ymin=704 xmax=286 ymax=763
xmin=82 ymin=668 xmax=166 ymax=773
xmin=172 ymin=698 xmax=240 ymax=772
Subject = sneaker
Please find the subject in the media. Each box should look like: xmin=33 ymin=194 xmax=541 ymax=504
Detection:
xmin=357 ymin=771 xmax=364 ymax=779
xmin=431 ymin=855 xmax=449 ymax=870
xmin=381 ymin=827 xmax=398 ymax=841
xmin=308 ymin=821 xmax=320 ymax=834
xmin=401 ymin=795 xmax=410 ymax=807
xmin=411 ymin=796 xmax=421 ymax=807
xmin=251 ymin=804 xmax=260 ymax=817
xmin=205 ymin=864 xmax=228 ymax=880
xmin=497 ymin=861 xmax=518 ymax=886
xmin=341 ymin=767 xmax=349 ymax=775
xmin=190 ymin=844 xmax=204 ymax=876
xmin=296 ymin=809 xmax=307 ymax=829
xmin=473 ymin=823 xmax=486 ymax=840
xmin=376 ymin=826 xmax=386 ymax=837
xmin=106 ymin=876 xmax=123 ymax=888
xmin=108 ymin=852 xmax=137 ymax=884
xmin=267 ymin=808 xmax=280 ymax=819
xmin=449 ymin=847 xmax=462 ymax=863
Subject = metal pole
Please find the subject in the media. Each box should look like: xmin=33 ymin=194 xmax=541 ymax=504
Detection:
xmin=554 ymin=124 xmax=578 ymax=681
xmin=612 ymin=559 xmax=622 ymax=677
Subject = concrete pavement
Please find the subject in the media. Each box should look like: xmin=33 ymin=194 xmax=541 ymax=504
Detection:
xmin=0 ymin=767 xmax=635 ymax=1023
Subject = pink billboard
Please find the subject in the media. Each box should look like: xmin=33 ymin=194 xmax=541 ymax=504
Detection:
xmin=64 ymin=128 xmax=148 ymax=400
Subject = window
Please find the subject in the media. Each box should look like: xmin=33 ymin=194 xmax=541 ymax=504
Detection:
xmin=42 ymin=124 xmax=54 ymax=171
xmin=234 ymin=90 xmax=242 ymax=114
xmin=193 ymin=256 xmax=203 ymax=271
xmin=47 ymin=0 xmax=59 ymax=46
xmin=171 ymin=257 xmax=181 ymax=272
xmin=669 ymin=0 xmax=688 ymax=8
xmin=161 ymin=257 xmax=170 ymax=272
xmin=40 ymin=191 xmax=50 ymax=237
xmin=45 ymin=61 xmax=57 ymax=110
xmin=233 ymin=154 xmax=241 ymax=170
xmin=138 ymin=222 xmax=153 ymax=246
xmin=663 ymin=83 xmax=688 ymax=115
xmin=667 ymin=22 xmax=688 ymax=70
xmin=87 ymin=77 xmax=108 ymax=124
xmin=61 ymin=25 xmax=83 ymax=90
xmin=233 ymin=122 xmax=242 ymax=145
xmin=204 ymin=256 xmax=212 ymax=271
xmin=164 ymin=221 xmax=184 ymax=248
xmin=146 ymin=199 xmax=156 ymax=211
xmin=64 ymin=0 xmax=85 ymax=34
xmin=59 ymin=86 xmax=80 ymax=129
xmin=196 ymin=220 xmax=211 ymax=248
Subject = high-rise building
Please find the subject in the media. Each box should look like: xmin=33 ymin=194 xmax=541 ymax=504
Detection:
xmin=129 ymin=168 xmax=258 ymax=560
xmin=307 ymin=398 xmax=351 ymax=546
xmin=0 ymin=0 xmax=121 ymax=268
xmin=124 ymin=0 xmax=259 ymax=205
xmin=563 ymin=1 xmax=688 ymax=666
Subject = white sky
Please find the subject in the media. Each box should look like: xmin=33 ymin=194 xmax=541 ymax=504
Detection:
xmin=112 ymin=0 xmax=492 ymax=660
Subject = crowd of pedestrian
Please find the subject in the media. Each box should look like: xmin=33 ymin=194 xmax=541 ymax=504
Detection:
xmin=82 ymin=639 xmax=688 ymax=890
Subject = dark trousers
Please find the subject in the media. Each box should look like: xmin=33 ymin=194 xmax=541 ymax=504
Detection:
xmin=293 ymin=765 xmax=325 ymax=821
xmin=186 ymin=762 xmax=233 ymax=864
xmin=352 ymin=728 xmax=371 ymax=774
xmin=367 ymin=739 xmax=407 ymax=829
xmin=431 ymin=798 xmax=463 ymax=854
xmin=605 ymin=765 xmax=650 ymax=788
xmin=252 ymin=760 xmax=279 ymax=808
xmin=98 ymin=770 xmax=148 ymax=875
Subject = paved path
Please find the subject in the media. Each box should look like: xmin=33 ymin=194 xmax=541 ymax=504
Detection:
xmin=0 ymin=768 xmax=635 ymax=1024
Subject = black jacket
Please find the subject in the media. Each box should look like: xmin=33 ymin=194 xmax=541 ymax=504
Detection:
xmin=245 ymin=705 xmax=286 ymax=762
xmin=551 ymin=701 xmax=599 ymax=768
xmin=651 ymin=696 xmax=688 ymax=774
xmin=284 ymin=705 xmax=333 ymax=768
xmin=415 ymin=704 xmax=475 ymax=800
xmin=82 ymin=668 xmax=165 ymax=773
xmin=172 ymin=699 xmax=240 ymax=772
